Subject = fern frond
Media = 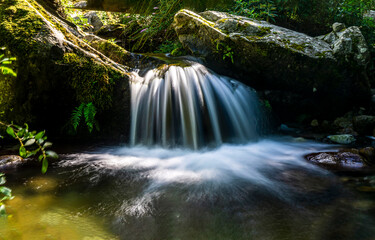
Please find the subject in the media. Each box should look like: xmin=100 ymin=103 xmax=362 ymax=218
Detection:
xmin=70 ymin=103 xmax=84 ymax=131
xmin=84 ymin=102 xmax=97 ymax=133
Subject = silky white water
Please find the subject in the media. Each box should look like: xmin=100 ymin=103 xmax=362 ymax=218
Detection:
xmin=130 ymin=61 xmax=261 ymax=149
xmin=21 ymin=59 xmax=372 ymax=240
xmin=59 ymin=138 xmax=335 ymax=217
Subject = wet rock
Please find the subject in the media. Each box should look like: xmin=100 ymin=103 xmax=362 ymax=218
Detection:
xmin=353 ymin=115 xmax=375 ymax=135
xmin=320 ymin=25 xmax=370 ymax=67
xmin=83 ymin=11 xmax=103 ymax=32
xmin=311 ymin=119 xmax=319 ymax=127
xmin=327 ymin=134 xmax=356 ymax=144
xmin=0 ymin=0 xmax=131 ymax=139
xmin=174 ymin=10 xmax=371 ymax=121
xmin=332 ymin=22 xmax=346 ymax=32
xmin=333 ymin=116 xmax=353 ymax=129
xmin=96 ymin=24 xmax=125 ymax=39
xmin=359 ymin=147 xmax=375 ymax=165
xmin=0 ymin=155 xmax=23 ymax=170
xmin=73 ymin=1 xmax=87 ymax=8
xmin=306 ymin=151 xmax=368 ymax=171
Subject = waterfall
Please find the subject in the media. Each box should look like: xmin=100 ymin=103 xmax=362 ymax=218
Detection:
xmin=130 ymin=60 xmax=261 ymax=149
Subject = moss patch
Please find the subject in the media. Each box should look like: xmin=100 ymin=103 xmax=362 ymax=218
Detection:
xmin=61 ymin=53 xmax=125 ymax=110
xmin=0 ymin=0 xmax=45 ymax=55
xmin=90 ymin=40 xmax=133 ymax=66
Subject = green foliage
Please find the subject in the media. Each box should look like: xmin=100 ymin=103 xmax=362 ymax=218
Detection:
xmin=0 ymin=122 xmax=58 ymax=174
xmin=154 ymin=40 xmax=186 ymax=56
xmin=215 ymin=41 xmax=234 ymax=63
xmin=62 ymin=53 xmax=118 ymax=110
xmin=0 ymin=173 xmax=13 ymax=218
xmin=0 ymin=47 xmax=16 ymax=120
xmin=70 ymin=102 xmax=99 ymax=133
xmin=231 ymin=0 xmax=278 ymax=22
xmin=0 ymin=49 xmax=16 ymax=77
xmin=128 ymin=0 xmax=183 ymax=52
xmin=230 ymin=0 xmax=373 ymax=34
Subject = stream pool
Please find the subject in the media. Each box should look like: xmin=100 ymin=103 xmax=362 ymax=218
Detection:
xmin=1 ymin=138 xmax=375 ymax=240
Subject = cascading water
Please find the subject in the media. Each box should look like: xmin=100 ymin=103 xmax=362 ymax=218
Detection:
xmin=7 ymin=58 xmax=370 ymax=240
xmin=130 ymin=60 xmax=262 ymax=149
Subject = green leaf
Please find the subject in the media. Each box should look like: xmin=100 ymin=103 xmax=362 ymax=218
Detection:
xmin=42 ymin=158 xmax=48 ymax=174
xmin=6 ymin=126 xmax=15 ymax=138
xmin=84 ymin=103 xmax=96 ymax=132
xmin=38 ymin=154 xmax=44 ymax=162
xmin=70 ymin=104 xmax=85 ymax=131
xmin=46 ymin=150 xmax=58 ymax=159
xmin=0 ymin=186 xmax=12 ymax=198
xmin=0 ymin=176 xmax=5 ymax=185
xmin=17 ymin=128 xmax=25 ymax=138
xmin=43 ymin=142 xmax=53 ymax=148
xmin=24 ymin=138 xmax=36 ymax=146
xmin=0 ymin=205 xmax=6 ymax=217
xmin=35 ymin=131 xmax=45 ymax=140
xmin=37 ymin=138 xmax=45 ymax=145
xmin=19 ymin=146 xmax=27 ymax=158
xmin=0 ymin=66 xmax=17 ymax=76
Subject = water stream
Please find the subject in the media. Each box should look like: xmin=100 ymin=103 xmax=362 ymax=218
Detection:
xmin=130 ymin=60 xmax=261 ymax=149
xmin=1 ymin=59 xmax=375 ymax=239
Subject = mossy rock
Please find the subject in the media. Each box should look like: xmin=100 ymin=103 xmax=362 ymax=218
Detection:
xmin=0 ymin=0 xmax=131 ymax=139
xmin=174 ymin=9 xmax=371 ymax=121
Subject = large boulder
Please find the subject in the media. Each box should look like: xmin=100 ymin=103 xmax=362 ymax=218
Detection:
xmin=0 ymin=0 xmax=131 ymax=139
xmin=174 ymin=10 xmax=371 ymax=121
xmin=318 ymin=23 xmax=370 ymax=67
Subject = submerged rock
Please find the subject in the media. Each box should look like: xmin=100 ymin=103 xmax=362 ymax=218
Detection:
xmin=353 ymin=115 xmax=375 ymax=135
xmin=327 ymin=134 xmax=356 ymax=144
xmin=359 ymin=147 xmax=375 ymax=165
xmin=306 ymin=151 xmax=368 ymax=171
xmin=174 ymin=10 xmax=371 ymax=121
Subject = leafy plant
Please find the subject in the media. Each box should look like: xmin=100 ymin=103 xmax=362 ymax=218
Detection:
xmin=0 ymin=122 xmax=58 ymax=174
xmin=154 ymin=40 xmax=186 ymax=56
xmin=70 ymin=102 xmax=99 ymax=133
xmin=216 ymin=41 xmax=234 ymax=63
xmin=0 ymin=49 xmax=16 ymax=77
xmin=231 ymin=0 xmax=278 ymax=22
xmin=128 ymin=0 xmax=183 ymax=52
xmin=0 ymin=173 xmax=13 ymax=218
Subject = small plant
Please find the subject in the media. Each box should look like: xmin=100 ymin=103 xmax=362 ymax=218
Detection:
xmin=70 ymin=102 xmax=99 ymax=133
xmin=231 ymin=0 xmax=278 ymax=22
xmin=0 ymin=50 xmax=16 ymax=77
xmin=129 ymin=0 xmax=183 ymax=52
xmin=154 ymin=40 xmax=185 ymax=56
xmin=0 ymin=173 xmax=13 ymax=217
xmin=216 ymin=41 xmax=235 ymax=63
xmin=0 ymin=122 xmax=58 ymax=174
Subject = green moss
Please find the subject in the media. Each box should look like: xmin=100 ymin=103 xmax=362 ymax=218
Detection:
xmin=257 ymin=26 xmax=271 ymax=36
xmin=91 ymin=40 xmax=132 ymax=65
xmin=61 ymin=53 xmax=125 ymax=110
xmin=0 ymin=0 xmax=45 ymax=55
xmin=290 ymin=43 xmax=306 ymax=52
xmin=315 ymin=51 xmax=330 ymax=58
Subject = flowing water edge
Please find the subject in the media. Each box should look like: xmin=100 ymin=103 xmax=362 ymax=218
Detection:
xmin=1 ymin=138 xmax=375 ymax=240
xmin=1 ymin=60 xmax=375 ymax=239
